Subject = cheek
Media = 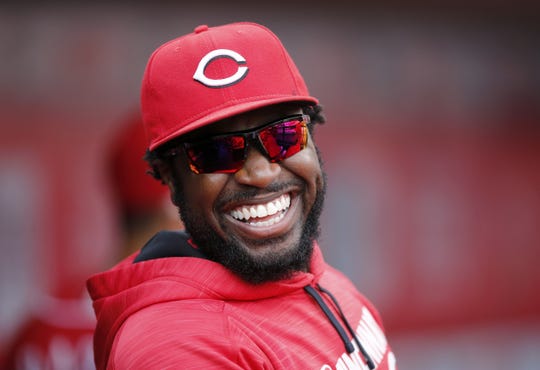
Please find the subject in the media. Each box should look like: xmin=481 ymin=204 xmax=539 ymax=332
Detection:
xmin=180 ymin=170 xmax=229 ymax=216
xmin=297 ymin=140 xmax=322 ymax=175
xmin=284 ymin=142 xmax=323 ymax=193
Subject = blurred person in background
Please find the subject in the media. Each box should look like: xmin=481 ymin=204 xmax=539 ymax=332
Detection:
xmin=87 ymin=22 xmax=396 ymax=369
xmin=1 ymin=285 xmax=95 ymax=370
xmin=105 ymin=111 xmax=180 ymax=261
xmin=2 ymin=112 xmax=179 ymax=370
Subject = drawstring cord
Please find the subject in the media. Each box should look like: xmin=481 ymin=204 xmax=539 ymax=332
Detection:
xmin=317 ymin=284 xmax=375 ymax=370
xmin=304 ymin=285 xmax=355 ymax=354
xmin=304 ymin=285 xmax=375 ymax=370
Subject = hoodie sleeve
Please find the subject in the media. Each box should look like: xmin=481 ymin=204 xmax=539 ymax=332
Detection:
xmin=105 ymin=300 xmax=271 ymax=370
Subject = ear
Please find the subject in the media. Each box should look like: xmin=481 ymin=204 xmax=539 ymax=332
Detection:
xmin=155 ymin=160 xmax=178 ymax=205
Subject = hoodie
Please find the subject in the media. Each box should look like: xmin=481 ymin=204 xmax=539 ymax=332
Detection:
xmin=87 ymin=231 xmax=396 ymax=370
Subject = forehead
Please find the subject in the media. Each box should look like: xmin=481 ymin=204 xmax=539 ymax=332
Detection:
xmin=181 ymin=103 xmax=304 ymax=141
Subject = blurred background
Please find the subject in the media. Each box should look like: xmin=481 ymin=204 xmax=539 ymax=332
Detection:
xmin=1 ymin=1 xmax=539 ymax=369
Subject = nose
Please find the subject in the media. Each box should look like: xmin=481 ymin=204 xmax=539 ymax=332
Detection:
xmin=234 ymin=147 xmax=281 ymax=188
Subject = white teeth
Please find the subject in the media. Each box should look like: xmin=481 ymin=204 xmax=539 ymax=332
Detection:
xmin=256 ymin=205 xmax=268 ymax=218
xmin=267 ymin=202 xmax=277 ymax=216
xmin=229 ymin=194 xmax=291 ymax=224
xmin=248 ymin=211 xmax=285 ymax=227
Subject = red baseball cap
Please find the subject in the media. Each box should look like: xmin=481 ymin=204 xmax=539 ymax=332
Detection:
xmin=141 ymin=22 xmax=319 ymax=151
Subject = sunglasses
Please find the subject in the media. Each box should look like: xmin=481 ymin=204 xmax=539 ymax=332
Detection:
xmin=165 ymin=114 xmax=310 ymax=174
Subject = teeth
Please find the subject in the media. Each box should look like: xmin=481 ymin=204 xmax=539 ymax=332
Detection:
xmin=248 ymin=212 xmax=285 ymax=227
xmin=267 ymin=202 xmax=277 ymax=216
xmin=230 ymin=194 xmax=291 ymax=224
xmin=256 ymin=205 xmax=268 ymax=218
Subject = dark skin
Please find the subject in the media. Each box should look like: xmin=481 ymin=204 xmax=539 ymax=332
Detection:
xmin=157 ymin=103 xmax=326 ymax=283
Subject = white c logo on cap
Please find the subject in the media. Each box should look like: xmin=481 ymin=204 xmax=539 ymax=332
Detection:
xmin=193 ymin=49 xmax=249 ymax=88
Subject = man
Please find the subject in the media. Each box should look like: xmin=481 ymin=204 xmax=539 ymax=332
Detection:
xmin=87 ymin=22 xmax=397 ymax=370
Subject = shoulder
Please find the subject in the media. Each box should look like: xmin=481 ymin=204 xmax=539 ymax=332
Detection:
xmin=321 ymin=263 xmax=361 ymax=295
xmin=115 ymin=299 xmax=229 ymax=346
xmin=109 ymin=299 xmax=268 ymax=369
xmin=321 ymin=265 xmax=387 ymax=328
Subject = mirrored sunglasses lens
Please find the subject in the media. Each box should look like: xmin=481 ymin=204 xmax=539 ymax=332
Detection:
xmin=186 ymin=136 xmax=245 ymax=173
xmin=259 ymin=119 xmax=307 ymax=161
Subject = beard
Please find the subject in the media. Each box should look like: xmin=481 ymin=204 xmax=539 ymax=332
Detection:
xmin=170 ymin=172 xmax=327 ymax=285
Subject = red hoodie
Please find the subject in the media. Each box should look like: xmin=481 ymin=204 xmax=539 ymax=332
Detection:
xmin=87 ymin=231 xmax=396 ymax=370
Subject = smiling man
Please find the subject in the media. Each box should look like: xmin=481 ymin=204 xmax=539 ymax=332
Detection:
xmin=87 ymin=22 xmax=397 ymax=370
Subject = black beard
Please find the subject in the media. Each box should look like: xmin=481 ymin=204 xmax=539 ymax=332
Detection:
xmin=171 ymin=174 xmax=326 ymax=285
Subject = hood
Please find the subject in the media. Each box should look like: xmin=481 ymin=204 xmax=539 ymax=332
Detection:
xmin=87 ymin=231 xmax=326 ymax=369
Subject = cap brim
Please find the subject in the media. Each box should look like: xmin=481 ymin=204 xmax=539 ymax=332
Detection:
xmin=149 ymin=95 xmax=318 ymax=151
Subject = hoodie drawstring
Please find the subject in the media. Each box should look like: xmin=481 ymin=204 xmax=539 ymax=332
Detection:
xmin=304 ymin=285 xmax=355 ymax=353
xmin=304 ymin=285 xmax=375 ymax=370
xmin=317 ymin=284 xmax=376 ymax=370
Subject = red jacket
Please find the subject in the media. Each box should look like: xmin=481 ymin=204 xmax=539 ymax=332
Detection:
xmin=87 ymin=231 xmax=396 ymax=369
